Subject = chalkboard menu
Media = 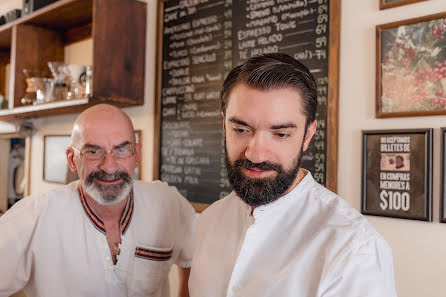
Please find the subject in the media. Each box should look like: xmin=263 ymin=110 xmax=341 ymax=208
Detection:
xmin=155 ymin=0 xmax=340 ymax=210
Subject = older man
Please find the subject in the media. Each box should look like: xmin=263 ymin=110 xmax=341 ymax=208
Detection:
xmin=0 ymin=104 xmax=196 ymax=297
xmin=189 ymin=54 xmax=398 ymax=297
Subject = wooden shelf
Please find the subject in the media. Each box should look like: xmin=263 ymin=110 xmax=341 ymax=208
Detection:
xmin=0 ymin=0 xmax=146 ymax=121
xmin=0 ymin=98 xmax=133 ymax=121
xmin=0 ymin=98 xmax=89 ymax=119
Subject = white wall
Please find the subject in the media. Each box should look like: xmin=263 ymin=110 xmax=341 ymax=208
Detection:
xmin=340 ymin=1 xmax=446 ymax=296
xmin=1 ymin=0 xmax=446 ymax=296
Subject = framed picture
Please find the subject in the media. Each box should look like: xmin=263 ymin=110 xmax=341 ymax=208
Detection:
xmin=361 ymin=129 xmax=433 ymax=221
xmin=376 ymin=12 xmax=446 ymax=117
xmin=43 ymin=135 xmax=73 ymax=184
xmin=440 ymin=128 xmax=446 ymax=222
xmin=379 ymin=0 xmax=428 ymax=10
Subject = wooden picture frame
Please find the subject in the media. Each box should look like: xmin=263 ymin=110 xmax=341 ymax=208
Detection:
xmin=379 ymin=0 xmax=428 ymax=10
xmin=154 ymin=0 xmax=340 ymax=212
xmin=376 ymin=12 xmax=446 ymax=117
xmin=134 ymin=129 xmax=142 ymax=180
xmin=361 ymin=129 xmax=433 ymax=221
xmin=440 ymin=128 xmax=446 ymax=222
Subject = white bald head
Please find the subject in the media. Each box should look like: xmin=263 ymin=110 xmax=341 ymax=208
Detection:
xmin=71 ymin=104 xmax=135 ymax=147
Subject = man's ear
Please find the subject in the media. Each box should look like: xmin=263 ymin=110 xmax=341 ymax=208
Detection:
xmin=302 ymin=120 xmax=317 ymax=152
xmin=66 ymin=147 xmax=78 ymax=172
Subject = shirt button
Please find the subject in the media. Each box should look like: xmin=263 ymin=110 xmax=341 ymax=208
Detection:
xmin=232 ymin=286 xmax=240 ymax=293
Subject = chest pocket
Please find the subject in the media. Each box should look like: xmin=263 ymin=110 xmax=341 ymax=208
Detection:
xmin=131 ymin=245 xmax=173 ymax=296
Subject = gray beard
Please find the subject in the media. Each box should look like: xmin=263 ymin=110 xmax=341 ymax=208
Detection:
xmin=83 ymin=170 xmax=133 ymax=205
xmin=84 ymin=179 xmax=133 ymax=205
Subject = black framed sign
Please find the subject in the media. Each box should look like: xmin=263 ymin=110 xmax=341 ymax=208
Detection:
xmin=441 ymin=128 xmax=446 ymax=223
xmin=361 ymin=129 xmax=433 ymax=221
xmin=155 ymin=0 xmax=341 ymax=211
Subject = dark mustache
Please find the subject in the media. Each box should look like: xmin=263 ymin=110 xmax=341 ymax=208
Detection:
xmin=86 ymin=170 xmax=131 ymax=184
xmin=233 ymin=159 xmax=283 ymax=173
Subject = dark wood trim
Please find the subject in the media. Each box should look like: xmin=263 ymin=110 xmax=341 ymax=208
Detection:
xmin=92 ymin=0 xmax=146 ymax=106
xmin=64 ymin=22 xmax=92 ymax=45
xmin=379 ymin=0 xmax=428 ymax=10
xmin=441 ymin=128 xmax=446 ymax=223
xmin=13 ymin=23 xmax=64 ymax=107
xmin=153 ymin=0 xmax=164 ymax=181
xmin=326 ymin=0 xmax=341 ymax=193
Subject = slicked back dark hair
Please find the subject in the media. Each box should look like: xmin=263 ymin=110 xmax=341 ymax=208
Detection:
xmin=220 ymin=53 xmax=318 ymax=128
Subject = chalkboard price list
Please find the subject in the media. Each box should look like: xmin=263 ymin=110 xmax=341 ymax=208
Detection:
xmin=231 ymin=0 xmax=330 ymax=185
xmin=161 ymin=0 xmax=233 ymax=204
xmin=160 ymin=0 xmax=333 ymax=205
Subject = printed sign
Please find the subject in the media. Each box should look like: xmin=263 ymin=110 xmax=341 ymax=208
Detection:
xmin=361 ymin=129 xmax=432 ymax=221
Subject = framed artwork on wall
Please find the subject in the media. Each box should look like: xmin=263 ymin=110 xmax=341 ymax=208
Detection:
xmin=43 ymin=135 xmax=74 ymax=184
xmin=379 ymin=0 xmax=428 ymax=10
xmin=440 ymin=128 xmax=446 ymax=222
xmin=376 ymin=12 xmax=446 ymax=117
xmin=361 ymin=129 xmax=433 ymax=221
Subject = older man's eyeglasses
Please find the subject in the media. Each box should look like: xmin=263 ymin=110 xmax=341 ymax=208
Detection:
xmin=72 ymin=146 xmax=136 ymax=160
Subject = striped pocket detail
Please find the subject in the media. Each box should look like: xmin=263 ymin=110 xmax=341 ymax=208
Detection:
xmin=135 ymin=246 xmax=173 ymax=261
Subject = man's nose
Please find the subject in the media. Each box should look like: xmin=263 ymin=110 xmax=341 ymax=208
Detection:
xmin=98 ymin=151 xmax=119 ymax=174
xmin=244 ymin=132 xmax=270 ymax=164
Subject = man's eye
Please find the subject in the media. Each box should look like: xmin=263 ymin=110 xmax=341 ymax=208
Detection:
xmin=117 ymin=147 xmax=128 ymax=154
xmin=233 ymin=128 xmax=249 ymax=134
xmin=87 ymin=149 xmax=99 ymax=155
xmin=275 ymin=133 xmax=290 ymax=139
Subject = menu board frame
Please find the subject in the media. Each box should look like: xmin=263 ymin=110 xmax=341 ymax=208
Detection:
xmin=361 ymin=129 xmax=433 ymax=221
xmin=440 ymin=127 xmax=446 ymax=223
xmin=154 ymin=0 xmax=340 ymax=211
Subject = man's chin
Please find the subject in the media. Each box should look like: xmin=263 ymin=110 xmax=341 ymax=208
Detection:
xmin=84 ymin=180 xmax=132 ymax=206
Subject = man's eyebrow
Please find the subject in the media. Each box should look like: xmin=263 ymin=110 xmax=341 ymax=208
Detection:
xmin=83 ymin=144 xmax=101 ymax=149
xmin=113 ymin=141 xmax=131 ymax=148
xmin=83 ymin=141 xmax=131 ymax=149
xmin=229 ymin=117 xmax=250 ymax=127
xmin=271 ymin=123 xmax=297 ymax=130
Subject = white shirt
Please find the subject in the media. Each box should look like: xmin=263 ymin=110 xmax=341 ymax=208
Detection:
xmin=189 ymin=171 xmax=397 ymax=297
xmin=0 ymin=180 xmax=196 ymax=297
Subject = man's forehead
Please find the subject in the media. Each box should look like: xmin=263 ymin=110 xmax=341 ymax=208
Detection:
xmin=73 ymin=123 xmax=134 ymax=147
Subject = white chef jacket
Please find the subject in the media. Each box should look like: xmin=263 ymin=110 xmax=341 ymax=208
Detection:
xmin=189 ymin=171 xmax=398 ymax=297
xmin=0 ymin=180 xmax=196 ymax=297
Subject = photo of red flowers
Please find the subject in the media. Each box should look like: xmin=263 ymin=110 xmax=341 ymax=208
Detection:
xmin=376 ymin=12 xmax=446 ymax=117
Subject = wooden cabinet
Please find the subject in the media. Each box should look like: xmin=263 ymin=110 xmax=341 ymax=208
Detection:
xmin=0 ymin=0 xmax=146 ymax=121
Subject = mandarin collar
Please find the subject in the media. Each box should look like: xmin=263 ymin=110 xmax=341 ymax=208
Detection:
xmin=236 ymin=170 xmax=312 ymax=222
xmin=78 ymin=186 xmax=134 ymax=235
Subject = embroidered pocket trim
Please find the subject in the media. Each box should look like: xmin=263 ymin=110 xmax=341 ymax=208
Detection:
xmin=135 ymin=246 xmax=173 ymax=261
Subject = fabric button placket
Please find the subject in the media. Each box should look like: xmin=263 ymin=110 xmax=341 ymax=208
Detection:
xmin=226 ymin=209 xmax=256 ymax=297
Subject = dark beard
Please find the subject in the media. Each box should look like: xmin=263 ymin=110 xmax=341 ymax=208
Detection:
xmin=84 ymin=170 xmax=132 ymax=203
xmin=225 ymin=149 xmax=303 ymax=207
